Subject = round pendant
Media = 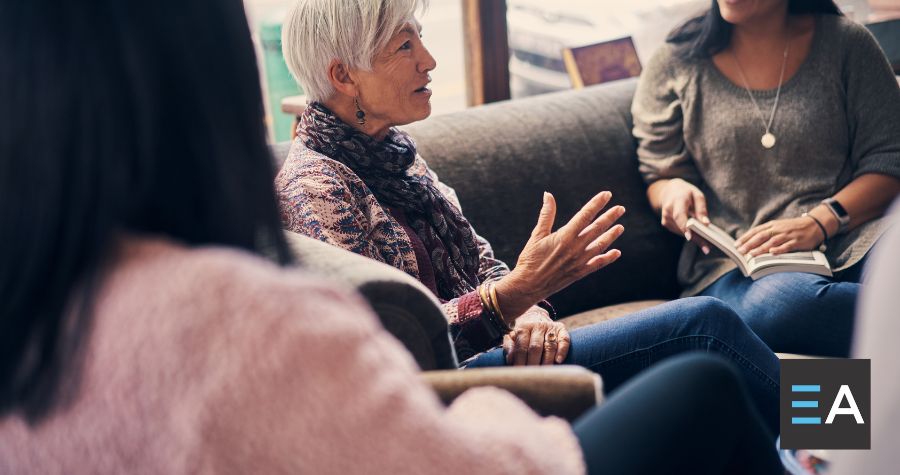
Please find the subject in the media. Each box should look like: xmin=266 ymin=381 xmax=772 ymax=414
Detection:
xmin=761 ymin=132 xmax=776 ymax=149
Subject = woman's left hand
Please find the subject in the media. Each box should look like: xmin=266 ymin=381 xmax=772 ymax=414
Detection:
xmin=735 ymin=217 xmax=824 ymax=256
xmin=503 ymin=313 xmax=570 ymax=366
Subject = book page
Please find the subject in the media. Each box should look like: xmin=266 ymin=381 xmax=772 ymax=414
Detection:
xmin=749 ymin=253 xmax=819 ymax=265
xmin=686 ymin=218 xmax=750 ymax=275
xmin=746 ymin=251 xmax=831 ymax=275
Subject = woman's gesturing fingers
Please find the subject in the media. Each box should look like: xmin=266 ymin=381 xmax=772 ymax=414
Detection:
xmin=586 ymin=249 xmax=622 ymax=271
xmin=561 ymin=191 xmax=613 ymax=236
xmin=530 ymin=192 xmax=558 ymax=241
xmin=585 ymin=223 xmax=625 ymax=253
xmin=503 ymin=190 xmax=625 ymax=315
xmin=577 ymin=205 xmax=626 ymax=241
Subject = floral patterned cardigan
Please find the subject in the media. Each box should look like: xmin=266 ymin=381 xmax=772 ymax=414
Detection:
xmin=275 ymin=141 xmax=549 ymax=361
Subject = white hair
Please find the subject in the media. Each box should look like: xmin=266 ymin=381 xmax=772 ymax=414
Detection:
xmin=282 ymin=0 xmax=428 ymax=103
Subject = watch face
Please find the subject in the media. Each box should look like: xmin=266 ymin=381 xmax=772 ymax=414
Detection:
xmin=830 ymin=200 xmax=849 ymax=219
xmin=824 ymin=198 xmax=850 ymax=227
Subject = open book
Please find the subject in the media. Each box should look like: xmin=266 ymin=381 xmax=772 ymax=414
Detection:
xmin=686 ymin=218 xmax=832 ymax=280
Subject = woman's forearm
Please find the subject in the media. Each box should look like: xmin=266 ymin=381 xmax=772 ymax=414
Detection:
xmin=809 ymin=173 xmax=900 ymax=236
xmin=492 ymin=275 xmax=542 ymax=324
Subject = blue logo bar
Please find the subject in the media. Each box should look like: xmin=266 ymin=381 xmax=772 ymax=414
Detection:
xmin=791 ymin=385 xmax=821 ymax=392
xmin=792 ymin=417 xmax=822 ymax=425
xmin=792 ymin=400 xmax=819 ymax=408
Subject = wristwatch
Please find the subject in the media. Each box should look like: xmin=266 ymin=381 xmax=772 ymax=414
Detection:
xmin=821 ymin=198 xmax=850 ymax=235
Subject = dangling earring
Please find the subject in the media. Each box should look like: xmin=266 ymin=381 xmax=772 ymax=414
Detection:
xmin=354 ymin=96 xmax=366 ymax=125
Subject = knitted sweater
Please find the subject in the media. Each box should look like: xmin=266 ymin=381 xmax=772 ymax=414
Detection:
xmin=0 ymin=237 xmax=584 ymax=474
xmin=633 ymin=15 xmax=900 ymax=296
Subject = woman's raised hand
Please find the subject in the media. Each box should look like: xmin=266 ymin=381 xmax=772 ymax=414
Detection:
xmin=494 ymin=191 xmax=625 ymax=320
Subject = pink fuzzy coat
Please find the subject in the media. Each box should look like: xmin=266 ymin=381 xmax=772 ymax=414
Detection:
xmin=0 ymin=237 xmax=584 ymax=474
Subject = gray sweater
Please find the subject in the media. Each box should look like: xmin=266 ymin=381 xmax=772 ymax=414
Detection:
xmin=632 ymin=15 xmax=900 ymax=296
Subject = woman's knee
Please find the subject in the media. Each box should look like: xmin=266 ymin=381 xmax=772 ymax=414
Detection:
xmin=674 ymin=296 xmax=745 ymax=333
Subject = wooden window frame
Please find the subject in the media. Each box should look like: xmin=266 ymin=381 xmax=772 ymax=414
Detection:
xmin=462 ymin=0 xmax=511 ymax=106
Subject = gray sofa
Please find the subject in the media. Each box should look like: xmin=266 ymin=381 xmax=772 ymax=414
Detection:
xmin=403 ymin=78 xmax=682 ymax=322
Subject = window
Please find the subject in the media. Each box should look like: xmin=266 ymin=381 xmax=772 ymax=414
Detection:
xmin=507 ymin=0 xmax=708 ymax=98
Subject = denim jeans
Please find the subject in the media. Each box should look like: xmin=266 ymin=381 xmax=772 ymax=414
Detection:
xmin=465 ymin=296 xmax=780 ymax=434
xmin=699 ymin=256 xmax=868 ymax=358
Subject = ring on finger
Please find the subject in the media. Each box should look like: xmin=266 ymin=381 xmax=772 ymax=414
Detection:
xmin=546 ymin=332 xmax=557 ymax=342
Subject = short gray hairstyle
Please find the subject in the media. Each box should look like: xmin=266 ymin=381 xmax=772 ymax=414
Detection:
xmin=282 ymin=0 xmax=429 ymax=103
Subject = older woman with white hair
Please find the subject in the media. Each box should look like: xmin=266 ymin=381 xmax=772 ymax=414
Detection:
xmin=276 ymin=1 xmax=784 ymax=471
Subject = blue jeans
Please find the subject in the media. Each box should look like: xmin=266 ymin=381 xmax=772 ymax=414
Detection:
xmin=465 ymin=297 xmax=780 ymax=434
xmin=700 ymin=257 xmax=867 ymax=357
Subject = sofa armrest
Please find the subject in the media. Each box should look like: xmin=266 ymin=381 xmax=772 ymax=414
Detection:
xmin=422 ymin=366 xmax=602 ymax=422
xmin=284 ymin=231 xmax=458 ymax=370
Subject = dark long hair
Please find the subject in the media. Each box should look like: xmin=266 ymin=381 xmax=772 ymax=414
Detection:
xmin=0 ymin=0 xmax=292 ymax=421
xmin=667 ymin=0 xmax=842 ymax=58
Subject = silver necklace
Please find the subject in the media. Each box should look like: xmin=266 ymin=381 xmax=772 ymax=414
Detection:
xmin=731 ymin=41 xmax=790 ymax=149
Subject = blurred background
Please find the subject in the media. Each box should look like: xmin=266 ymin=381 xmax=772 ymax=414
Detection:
xmin=243 ymin=0 xmax=896 ymax=142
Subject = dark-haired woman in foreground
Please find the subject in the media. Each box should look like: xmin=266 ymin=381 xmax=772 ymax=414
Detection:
xmin=634 ymin=0 xmax=900 ymax=357
xmin=0 ymin=0 xmax=780 ymax=473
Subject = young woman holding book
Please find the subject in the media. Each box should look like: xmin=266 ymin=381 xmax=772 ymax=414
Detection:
xmin=633 ymin=0 xmax=900 ymax=357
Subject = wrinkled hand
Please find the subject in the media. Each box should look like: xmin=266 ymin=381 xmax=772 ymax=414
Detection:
xmin=657 ymin=178 xmax=711 ymax=253
xmin=503 ymin=313 xmax=571 ymax=365
xmin=736 ymin=217 xmax=824 ymax=256
xmin=495 ymin=191 xmax=625 ymax=318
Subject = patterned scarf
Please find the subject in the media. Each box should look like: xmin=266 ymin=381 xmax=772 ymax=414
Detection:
xmin=298 ymin=102 xmax=480 ymax=300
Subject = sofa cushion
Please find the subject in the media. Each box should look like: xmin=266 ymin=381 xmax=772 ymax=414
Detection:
xmin=403 ymin=78 xmax=682 ymax=317
xmin=559 ymin=299 xmax=668 ymax=329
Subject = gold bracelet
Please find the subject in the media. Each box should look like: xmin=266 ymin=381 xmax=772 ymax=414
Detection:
xmin=477 ymin=284 xmax=490 ymax=310
xmin=488 ymin=282 xmax=508 ymax=327
xmin=478 ymin=282 xmax=509 ymax=333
